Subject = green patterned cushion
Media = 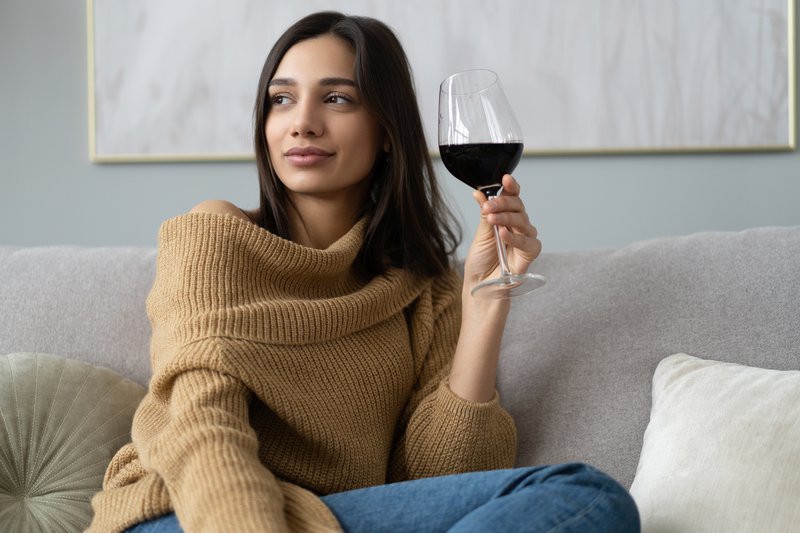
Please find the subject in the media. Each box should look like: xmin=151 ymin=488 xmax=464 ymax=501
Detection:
xmin=0 ymin=353 xmax=145 ymax=532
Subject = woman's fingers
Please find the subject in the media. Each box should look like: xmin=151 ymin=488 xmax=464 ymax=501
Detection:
xmin=473 ymin=173 xmax=538 ymax=242
xmin=492 ymin=175 xmax=541 ymax=264
xmin=481 ymin=196 xmax=526 ymax=218
xmin=483 ymin=210 xmax=531 ymax=231
xmin=464 ymin=173 xmax=541 ymax=283
xmin=498 ymin=225 xmax=541 ymax=252
xmin=481 ymin=176 xmax=524 ymax=212
xmin=499 ymin=173 xmax=521 ymax=196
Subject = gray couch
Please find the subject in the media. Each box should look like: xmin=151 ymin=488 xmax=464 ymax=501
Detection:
xmin=1 ymin=225 xmax=799 ymax=531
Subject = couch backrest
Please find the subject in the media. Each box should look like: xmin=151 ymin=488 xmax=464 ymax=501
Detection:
xmin=0 ymin=246 xmax=156 ymax=385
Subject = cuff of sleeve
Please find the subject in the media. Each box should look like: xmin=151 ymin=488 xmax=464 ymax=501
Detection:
xmin=437 ymin=379 xmax=503 ymax=422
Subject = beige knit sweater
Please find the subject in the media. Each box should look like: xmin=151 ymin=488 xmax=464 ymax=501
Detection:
xmin=88 ymin=213 xmax=517 ymax=533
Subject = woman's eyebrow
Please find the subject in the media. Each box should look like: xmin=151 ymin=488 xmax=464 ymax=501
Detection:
xmin=268 ymin=77 xmax=356 ymax=87
xmin=319 ymin=77 xmax=356 ymax=87
xmin=268 ymin=78 xmax=294 ymax=87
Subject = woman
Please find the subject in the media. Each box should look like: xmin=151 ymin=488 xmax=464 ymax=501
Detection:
xmin=89 ymin=11 xmax=639 ymax=533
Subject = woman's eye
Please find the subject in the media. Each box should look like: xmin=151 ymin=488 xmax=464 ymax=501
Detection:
xmin=270 ymin=94 xmax=290 ymax=105
xmin=325 ymin=93 xmax=352 ymax=104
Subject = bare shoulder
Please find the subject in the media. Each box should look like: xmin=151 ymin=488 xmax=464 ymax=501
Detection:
xmin=188 ymin=199 xmax=251 ymax=222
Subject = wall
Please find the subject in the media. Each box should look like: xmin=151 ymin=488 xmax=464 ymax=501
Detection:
xmin=1 ymin=1 xmax=798 ymax=257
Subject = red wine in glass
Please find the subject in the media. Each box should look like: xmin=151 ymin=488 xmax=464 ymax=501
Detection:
xmin=439 ymin=142 xmax=523 ymax=198
xmin=438 ymin=70 xmax=545 ymax=299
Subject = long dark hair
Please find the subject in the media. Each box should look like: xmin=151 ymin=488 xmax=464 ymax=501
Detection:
xmin=253 ymin=11 xmax=461 ymax=279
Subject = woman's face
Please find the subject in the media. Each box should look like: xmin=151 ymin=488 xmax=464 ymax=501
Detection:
xmin=265 ymin=35 xmax=384 ymax=205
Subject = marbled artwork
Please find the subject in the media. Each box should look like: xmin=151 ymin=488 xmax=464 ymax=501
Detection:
xmin=89 ymin=0 xmax=793 ymax=161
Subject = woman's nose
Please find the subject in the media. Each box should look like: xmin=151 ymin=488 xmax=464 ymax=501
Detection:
xmin=291 ymin=100 xmax=323 ymax=137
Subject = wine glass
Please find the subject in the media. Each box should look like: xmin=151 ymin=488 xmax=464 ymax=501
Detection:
xmin=439 ymin=69 xmax=546 ymax=299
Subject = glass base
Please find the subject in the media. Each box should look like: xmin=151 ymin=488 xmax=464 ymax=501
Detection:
xmin=471 ymin=273 xmax=546 ymax=299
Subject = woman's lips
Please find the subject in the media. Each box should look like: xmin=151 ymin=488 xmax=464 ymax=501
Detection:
xmin=284 ymin=146 xmax=333 ymax=167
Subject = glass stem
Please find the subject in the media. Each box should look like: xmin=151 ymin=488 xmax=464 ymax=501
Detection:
xmin=489 ymin=193 xmax=512 ymax=278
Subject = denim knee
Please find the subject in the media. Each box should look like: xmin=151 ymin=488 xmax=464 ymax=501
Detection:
xmin=513 ymin=463 xmax=640 ymax=532
xmin=558 ymin=463 xmax=640 ymax=532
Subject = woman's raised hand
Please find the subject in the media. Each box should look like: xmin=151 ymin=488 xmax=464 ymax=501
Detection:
xmin=462 ymin=174 xmax=542 ymax=296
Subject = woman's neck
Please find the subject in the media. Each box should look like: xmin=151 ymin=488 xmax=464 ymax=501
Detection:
xmin=286 ymin=195 xmax=365 ymax=249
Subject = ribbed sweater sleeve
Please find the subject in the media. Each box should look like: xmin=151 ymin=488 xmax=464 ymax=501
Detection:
xmin=134 ymin=216 xmax=294 ymax=531
xmin=138 ymin=359 xmax=290 ymax=532
xmin=389 ymin=274 xmax=518 ymax=481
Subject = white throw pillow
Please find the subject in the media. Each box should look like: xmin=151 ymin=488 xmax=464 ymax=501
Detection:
xmin=630 ymin=353 xmax=800 ymax=533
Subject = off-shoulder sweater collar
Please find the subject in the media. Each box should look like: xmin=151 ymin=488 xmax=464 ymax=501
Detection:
xmin=149 ymin=212 xmax=430 ymax=345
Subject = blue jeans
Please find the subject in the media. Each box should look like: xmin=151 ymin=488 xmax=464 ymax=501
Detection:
xmin=126 ymin=463 xmax=639 ymax=532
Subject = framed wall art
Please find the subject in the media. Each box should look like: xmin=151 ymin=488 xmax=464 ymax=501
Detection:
xmin=88 ymin=0 xmax=795 ymax=162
